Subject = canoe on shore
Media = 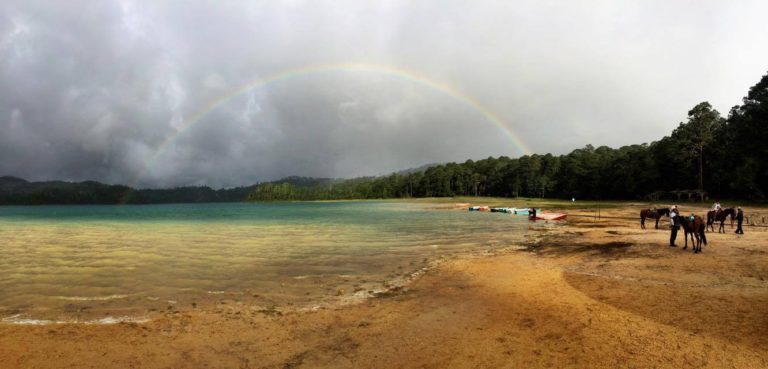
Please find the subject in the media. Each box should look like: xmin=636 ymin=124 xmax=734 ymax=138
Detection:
xmin=476 ymin=207 xmax=543 ymax=215
xmin=513 ymin=208 xmax=542 ymax=215
xmin=535 ymin=213 xmax=567 ymax=221
xmin=490 ymin=207 xmax=515 ymax=213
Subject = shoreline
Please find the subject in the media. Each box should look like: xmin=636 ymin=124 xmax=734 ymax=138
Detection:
xmin=0 ymin=224 xmax=545 ymax=326
xmin=0 ymin=200 xmax=539 ymax=326
xmin=1 ymin=203 xmax=766 ymax=368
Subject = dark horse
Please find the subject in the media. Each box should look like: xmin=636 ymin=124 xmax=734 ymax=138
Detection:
xmin=706 ymin=208 xmax=735 ymax=233
xmin=679 ymin=214 xmax=707 ymax=253
xmin=640 ymin=208 xmax=670 ymax=229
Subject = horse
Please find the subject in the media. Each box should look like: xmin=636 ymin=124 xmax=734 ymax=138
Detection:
xmin=640 ymin=208 xmax=670 ymax=229
xmin=706 ymin=208 xmax=735 ymax=233
xmin=679 ymin=214 xmax=707 ymax=253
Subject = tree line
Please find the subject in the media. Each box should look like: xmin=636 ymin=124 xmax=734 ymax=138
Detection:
xmin=247 ymin=71 xmax=768 ymax=201
xmin=1 ymin=71 xmax=766 ymax=205
xmin=0 ymin=177 xmax=253 ymax=205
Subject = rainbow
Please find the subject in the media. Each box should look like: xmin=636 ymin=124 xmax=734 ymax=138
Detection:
xmin=126 ymin=63 xmax=531 ymax=191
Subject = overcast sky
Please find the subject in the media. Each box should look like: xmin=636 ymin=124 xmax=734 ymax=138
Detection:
xmin=1 ymin=1 xmax=767 ymax=188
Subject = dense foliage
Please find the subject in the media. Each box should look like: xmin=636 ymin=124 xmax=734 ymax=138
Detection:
xmin=247 ymin=72 xmax=768 ymax=201
xmin=1 ymin=72 xmax=766 ymax=204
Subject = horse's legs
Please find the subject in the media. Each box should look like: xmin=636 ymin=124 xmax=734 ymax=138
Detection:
xmin=699 ymin=234 xmax=703 ymax=252
xmin=640 ymin=217 xmax=645 ymax=229
xmin=690 ymin=233 xmax=695 ymax=251
xmin=655 ymin=217 xmax=660 ymax=229
xmin=692 ymin=234 xmax=697 ymax=253
xmin=694 ymin=234 xmax=701 ymax=253
xmin=683 ymin=231 xmax=688 ymax=250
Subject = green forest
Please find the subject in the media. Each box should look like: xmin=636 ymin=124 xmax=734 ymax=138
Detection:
xmin=248 ymin=71 xmax=768 ymax=202
xmin=1 ymin=71 xmax=766 ymax=205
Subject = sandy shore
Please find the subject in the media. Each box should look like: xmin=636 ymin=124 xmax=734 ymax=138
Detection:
xmin=1 ymin=203 xmax=766 ymax=368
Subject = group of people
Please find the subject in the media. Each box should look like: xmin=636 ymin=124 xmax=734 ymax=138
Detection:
xmin=668 ymin=202 xmax=744 ymax=247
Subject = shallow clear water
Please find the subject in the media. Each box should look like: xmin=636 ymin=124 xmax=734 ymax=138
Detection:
xmin=0 ymin=201 xmax=529 ymax=322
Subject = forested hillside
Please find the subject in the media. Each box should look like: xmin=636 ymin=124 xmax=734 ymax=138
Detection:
xmin=247 ymin=71 xmax=768 ymax=201
xmin=0 ymin=176 xmax=255 ymax=205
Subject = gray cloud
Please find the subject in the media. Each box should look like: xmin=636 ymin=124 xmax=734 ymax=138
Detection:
xmin=1 ymin=0 xmax=767 ymax=187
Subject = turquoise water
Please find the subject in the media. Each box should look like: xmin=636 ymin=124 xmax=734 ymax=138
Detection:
xmin=0 ymin=201 xmax=530 ymax=323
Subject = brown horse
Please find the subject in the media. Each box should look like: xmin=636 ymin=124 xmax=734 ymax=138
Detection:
xmin=640 ymin=208 xmax=670 ymax=229
xmin=679 ymin=214 xmax=707 ymax=253
xmin=707 ymin=208 xmax=735 ymax=233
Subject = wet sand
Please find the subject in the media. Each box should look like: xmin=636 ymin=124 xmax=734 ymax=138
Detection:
xmin=1 ymin=203 xmax=767 ymax=368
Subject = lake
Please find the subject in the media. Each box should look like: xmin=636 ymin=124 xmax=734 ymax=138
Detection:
xmin=0 ymin=201 xmax=530 ymax=323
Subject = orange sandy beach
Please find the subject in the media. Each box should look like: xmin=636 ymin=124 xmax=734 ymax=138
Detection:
xmin=1 ymin=204 xmax=766 ymax=369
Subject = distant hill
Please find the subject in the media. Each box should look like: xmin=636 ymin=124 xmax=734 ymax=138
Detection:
xmin=394 ymin=163 xmax=441 ymax=175
xmin=0 ymin=167 xmax=431 ymax=205
xmin=264 ymin=164 xmax=440 ymax=187
xmin=269 ymin=176 xmax=340 ymax=187
xmin=0 ymin=176 xmax=29 ymax=190
xmin=0 ymin=177 xmax=131 ymax=205
xmin=0 ymin=177 xmax=256 ymax=205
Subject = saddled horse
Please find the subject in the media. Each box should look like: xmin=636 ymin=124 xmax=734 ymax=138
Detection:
xmin=640 ymin=208 xmax=670 ymax=229
xmin=706 ymin=208 xmax=735 ymax=233
xmin=679 ymin=214 xmax=707 ymax=253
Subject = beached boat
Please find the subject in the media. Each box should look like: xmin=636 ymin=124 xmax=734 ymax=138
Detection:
xmin=472 ymin=206 xmax=544 ymax=215
xmin=490 ymin=207 xmax=515 ymax=213
xmin=511 ymin=208 xmax=542 ymax=215
xmin=535 ymin=213 xmax=567 ymax=221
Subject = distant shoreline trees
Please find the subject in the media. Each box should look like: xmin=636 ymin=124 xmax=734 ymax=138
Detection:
xmin=1 ymin=71 xmax=767 ymax=205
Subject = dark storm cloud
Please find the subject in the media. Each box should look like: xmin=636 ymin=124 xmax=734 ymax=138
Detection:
xmin=1 ymin=1 xmax=767 ymax=187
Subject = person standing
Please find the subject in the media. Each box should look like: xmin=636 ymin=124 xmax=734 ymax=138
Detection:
xmin=735 ymin=207 xmax=744 ymax=234
xmin=669 ymin=205 xmax=679 ymax=247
